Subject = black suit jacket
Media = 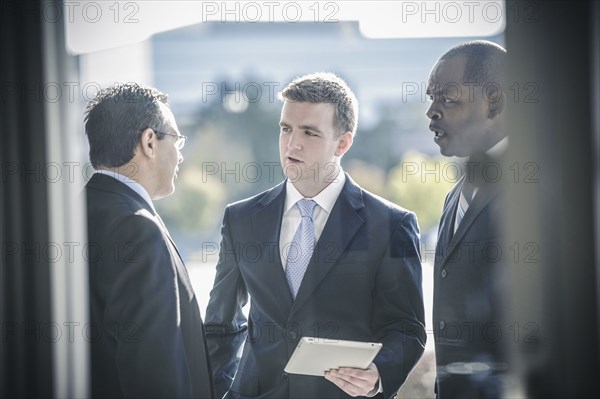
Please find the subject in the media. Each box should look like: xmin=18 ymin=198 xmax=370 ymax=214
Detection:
xmin=432 ymin=160 xmax=506 ymax=398
xmin=86 ymin=173 xmax=214 ymax=399
xmin=205 ymin=175 xmax=426 ymax=399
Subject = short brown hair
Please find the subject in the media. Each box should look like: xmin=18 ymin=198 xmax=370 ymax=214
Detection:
xmin=279 ymin=72 xmax=359 ymax=137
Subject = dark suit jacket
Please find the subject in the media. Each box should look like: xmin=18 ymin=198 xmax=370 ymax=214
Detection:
xmin=86 ymin=173 xmax=214 ymax=399
xmin=433 ymin=161 xmax=506 ymax=398
xmin=205 ymin=175 xmax=426 ymax=399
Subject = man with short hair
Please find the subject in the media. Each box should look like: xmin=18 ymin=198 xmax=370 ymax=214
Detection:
xmin=205 ymin=72 xmax=426 ymax=398
xmin=426 ymin=41 xmax=508 ymax=398
xmin=85 ymin=83 xmax=214 ymax=398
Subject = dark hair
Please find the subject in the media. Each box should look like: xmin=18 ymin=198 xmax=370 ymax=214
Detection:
xmin=279 ymin=72 xmax=358 ymax=137
xmin=84 ymin=83 xmax=170 ymax=169
xmin=440 ymin=40 xmax=506 ymax=88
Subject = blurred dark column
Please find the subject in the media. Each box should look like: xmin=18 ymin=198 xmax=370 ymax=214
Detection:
xmin=505 ymin=1 xmax=600 ymax=397
xmin=0 ymin=0 xmax=54 ymax=397
xmin=595 ymin=0 xmax=600 ymax=370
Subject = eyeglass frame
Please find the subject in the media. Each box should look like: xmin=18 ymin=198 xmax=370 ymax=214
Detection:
xmin=156 ymin=130 xmax=187 ymax=150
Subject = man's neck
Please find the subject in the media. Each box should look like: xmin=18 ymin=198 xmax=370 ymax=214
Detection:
xmin=292 ymin=180 xmax=330 ymax=198
xmin=99 ymin=163 xmax=154 ymax=198
xmin=290 ymin=164 xmax=343 ymax=198
xmin=99 ymin=164 xmax=137 ymax=180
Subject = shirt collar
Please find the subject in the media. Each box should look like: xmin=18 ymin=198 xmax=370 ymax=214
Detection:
xmin=486 ymin=136 xmax=508 ymax=158
xmin=284 ymin=168 xmax=346 ymax=215
xmin=95 ymin=169 xmax=156 ymax=212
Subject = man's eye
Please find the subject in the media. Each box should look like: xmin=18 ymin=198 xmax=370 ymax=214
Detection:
xmin=305 ymin=131 xmax=317 ymax=136
xmin=281 ymin=127 xmax=291 ymax=133
xmin=442 ymin=97 xmax=455 ymax=104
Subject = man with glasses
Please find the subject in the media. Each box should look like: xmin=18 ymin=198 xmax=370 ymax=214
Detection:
xmin=84 ymin=83 xmax=214 ymax=398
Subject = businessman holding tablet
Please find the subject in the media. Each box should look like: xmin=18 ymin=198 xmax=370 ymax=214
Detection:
xmin=205 ymin=72 xmax=426 ymax=398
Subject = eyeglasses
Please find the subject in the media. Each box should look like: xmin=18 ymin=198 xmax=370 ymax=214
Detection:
xmin=160 ymin=131 xmax=187 ymax=150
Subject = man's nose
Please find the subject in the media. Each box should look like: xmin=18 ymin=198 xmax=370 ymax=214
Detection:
xmin=287 ymin=131 xmax=302 ymax=150
xmin=426 ymin=103 xmax=441 ymax=120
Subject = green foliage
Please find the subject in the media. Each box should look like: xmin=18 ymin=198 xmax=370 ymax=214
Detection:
xmin=386 ymin=151 xmax=458 ymax=231
xmin=157 ymin=79 xmax=283 ymax=236
xmin=347 ymin=151 xmax=457 ymax=233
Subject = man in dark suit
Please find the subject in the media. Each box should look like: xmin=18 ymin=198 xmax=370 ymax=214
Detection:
xmin=84 ymin=83 xmax=214 ymax=398
xmin=426 ymin=41 xmax=508 ymax=398
xmin=205 ymin=73 xmax=426 ymax=399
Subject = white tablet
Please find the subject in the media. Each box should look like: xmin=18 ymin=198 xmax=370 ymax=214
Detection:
xmin=284 ymin=337 xmax=382 ymax=377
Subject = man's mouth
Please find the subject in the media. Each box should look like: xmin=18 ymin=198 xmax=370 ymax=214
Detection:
xmin=430 ymin=126 xmax=447 ymax=142
xmin=286 ymin=156 xmax=302 ymax=164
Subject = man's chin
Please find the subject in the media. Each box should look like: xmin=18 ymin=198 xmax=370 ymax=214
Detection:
xmin=282 ymin=165 xmax=304 ymax=182
xmin=154 ymin=186 xmax=175 ymax=201
xmin=439 ymin=147 xmax=452 ymax=157
xmin=439 ymin=144 xmax=461 ymax=158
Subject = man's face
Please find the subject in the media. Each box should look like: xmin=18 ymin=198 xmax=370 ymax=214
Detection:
xmin=153 ymin=102 xmax=184 ymax=199
xmin=425 ymin=55 xmax=493 ymax=157
xmin=279 ymin=101 xmax=351 ymax=191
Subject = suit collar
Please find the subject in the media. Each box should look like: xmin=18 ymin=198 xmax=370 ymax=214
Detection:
xmin=94 ymin=169 xmax=155 ymax=212
xmin=86 ymin=173 xmax=181 ymax=254
xmin=87 ymin=173 xmax=156 ymax=215
xmin=255 ymin=179 xmax=287 ymax=208
xmin=283 ymin=170 xmax=346 ymax=215
xmin=485 ymin=136 xmax=508 ymax=158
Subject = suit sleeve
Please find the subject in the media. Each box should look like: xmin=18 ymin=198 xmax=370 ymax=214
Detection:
xmin=204 ymin=206 xmax=249 ymax=399
xmin=103 ymin=214 xmax=193 ymax=398
xmin=371 ymin=211 xmax=426 ymax=398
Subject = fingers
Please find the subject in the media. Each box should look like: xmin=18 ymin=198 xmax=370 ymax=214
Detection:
xmin=324 ymin=370 xmax=364 ymax=397
xmin=324 ymin=364 xmax=379 ymax=397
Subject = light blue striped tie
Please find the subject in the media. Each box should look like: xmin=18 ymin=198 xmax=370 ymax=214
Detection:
xmin=285 ymin=199 xmax=317 ymax=299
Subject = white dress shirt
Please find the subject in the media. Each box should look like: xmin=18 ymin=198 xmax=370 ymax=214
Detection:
xmin=278 ymin=170 xmax=383 ymax=396
xmin=279 ymin=170 xmax=346 ymax=269
xmin=95 ymin=169 xmax=155 ymax=212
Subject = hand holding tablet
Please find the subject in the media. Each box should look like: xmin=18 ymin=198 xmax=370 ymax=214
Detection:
xmin=284 ymin=337 xmax=383 ymax=377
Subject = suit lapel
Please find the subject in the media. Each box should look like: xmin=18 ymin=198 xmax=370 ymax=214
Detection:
xmin=450 ymin=183 xmax=498 ymax=244
xmin=154 ymin=213 xmax=183 ymax=260
xmin=436 ymin=178 xmax=462 ymax=264
xmin=250 ymin=182 xmax=295 ymax=312
xmin=290 ymin=176 xmax=365 ymax=317
xmin=438 ymin=177 xmax=500 ymax=268
xmin=153 ymin=213 xmax=194 ymax=287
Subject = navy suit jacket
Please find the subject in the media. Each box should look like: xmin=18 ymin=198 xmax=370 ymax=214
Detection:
xmin=432 ymin=160 xmax=506 ymax=398
xmin=205 ymin=175 xmax=426 ymax=399
xmin=86 ymin=173 xmax=214 ymax=398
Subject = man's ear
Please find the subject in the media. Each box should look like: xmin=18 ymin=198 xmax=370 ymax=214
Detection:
xmin=138 ymin=128 xmax=157 ymax=158
xmin=487 ymin=89 xmax=505 ymax=119
xmin=335 ymin=131 xmax=354 ymax=157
